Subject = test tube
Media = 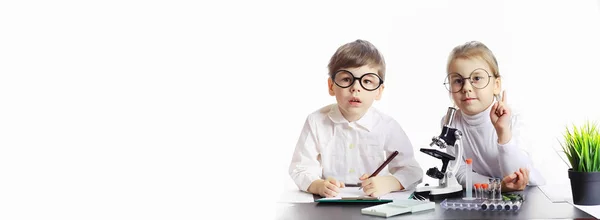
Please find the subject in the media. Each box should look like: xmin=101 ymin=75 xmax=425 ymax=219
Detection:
xmin=465 ymin=158 xmax=473 ymax=199
xmin=511 ymin=201 xmax=522 ymax=211
xmin=480 ymin=183 xmax=486 ymax=199
xmin=504 ymin=201 xmax=512 ymax=211
xmin=495 ymin=178 xmax=502 ymax=200
xmin=481 ymin=183 xmax=489 ymax=200
xmin=495 ymin=201 xmax=505 ymax=211
xmin=481 ymin=200 xmax=489 ymax=211
xmin=488 ymin=200 xmax=496 ymax=211
xmin=489 ymin=178 xmax=496 ymax=200
xmin=474 ymin=183 xmax=481 ymax=199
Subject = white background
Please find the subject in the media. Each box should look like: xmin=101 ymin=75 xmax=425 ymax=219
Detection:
xmin=1 ymin=0 xmax=599 ymax=219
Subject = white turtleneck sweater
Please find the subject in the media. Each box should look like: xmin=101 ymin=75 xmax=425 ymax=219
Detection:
xmin=444 ymin=101 xmax=546 ymax=187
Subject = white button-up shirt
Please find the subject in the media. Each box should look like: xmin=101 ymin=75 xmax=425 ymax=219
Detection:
xmin=289 ymin=104 xmax=423 ymax=192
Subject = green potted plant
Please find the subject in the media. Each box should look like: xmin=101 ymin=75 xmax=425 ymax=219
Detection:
xmin=560 ymin=121 xmax=600 ymax=205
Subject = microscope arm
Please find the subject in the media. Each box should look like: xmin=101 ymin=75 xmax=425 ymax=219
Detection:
xmin=448 ymin=131 xmax=463 ymax=180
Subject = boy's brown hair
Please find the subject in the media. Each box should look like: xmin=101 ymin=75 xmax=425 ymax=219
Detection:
xmin=327 ymin=39 xmax=386 ymax=80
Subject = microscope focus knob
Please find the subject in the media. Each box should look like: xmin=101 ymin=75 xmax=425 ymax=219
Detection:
xmin=426 ymin=167 xmax=445 ymax=179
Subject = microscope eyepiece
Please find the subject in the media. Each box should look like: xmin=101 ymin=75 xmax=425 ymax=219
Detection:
xmin=443 ymin=107 xmax=457 ymax=127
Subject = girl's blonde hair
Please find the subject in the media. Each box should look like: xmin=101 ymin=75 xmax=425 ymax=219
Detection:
xmin=447 ymin=41 xmax=500 ymax=78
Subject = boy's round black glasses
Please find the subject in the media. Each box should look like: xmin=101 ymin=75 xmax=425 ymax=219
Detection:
xmin=331 ymin=70 xmax=383 ymax=91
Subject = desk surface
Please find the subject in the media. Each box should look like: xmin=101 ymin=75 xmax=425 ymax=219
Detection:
xmin=276 ymin=187 xmax=595 ymax=219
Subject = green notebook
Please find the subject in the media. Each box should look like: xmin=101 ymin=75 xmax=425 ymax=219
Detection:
xmin=316 ymin=196 xmax=393 ymax=203
xmin=314 ymin=187 xmax=411 ymax=203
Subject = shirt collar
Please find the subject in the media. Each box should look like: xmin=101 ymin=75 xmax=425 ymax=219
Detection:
xmin=328 ymin=104 xmax=376 ymax=132
xmin=460 ymin=101 xmax=495 ymax=126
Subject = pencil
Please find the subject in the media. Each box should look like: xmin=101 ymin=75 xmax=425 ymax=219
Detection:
xmin=359 ymin=151 xmax=399 ymax=190
xmin=369 ymin=151 xmax=399 ymax=178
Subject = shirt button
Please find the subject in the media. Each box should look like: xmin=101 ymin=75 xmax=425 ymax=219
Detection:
xmin=349 ymin=144 xmax=355 ymax=149
xmin=349 ymin=168 xmax=355 ymax=174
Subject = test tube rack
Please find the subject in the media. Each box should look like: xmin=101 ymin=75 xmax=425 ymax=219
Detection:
xmin=440 ymin=193 xmax=525 ymax=212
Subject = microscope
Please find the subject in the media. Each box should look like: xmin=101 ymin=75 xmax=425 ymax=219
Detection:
xmin=415 ymin=107 xmax=464 ymax=201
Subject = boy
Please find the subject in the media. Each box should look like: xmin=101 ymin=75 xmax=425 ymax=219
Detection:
xmin=288 ymin=39 xmax=423 ymax=198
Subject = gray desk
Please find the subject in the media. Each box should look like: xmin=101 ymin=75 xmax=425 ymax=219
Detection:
xmin=276 ymin=187 xmax=596 ymax=219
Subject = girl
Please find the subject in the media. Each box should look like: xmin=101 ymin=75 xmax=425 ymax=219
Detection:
xmin=443 ymin=41 xmax=545 ymax=192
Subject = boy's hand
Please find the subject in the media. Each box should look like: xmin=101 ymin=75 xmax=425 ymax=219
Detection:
xmin=359 ymin=174 xmax=402 ymax=197
xmin=490 ymin=90 xmax=512 ymax=144
xmin=501 ymin=168 xmax=529 ymax=192
xmin=308 ymin=177 xmax=345 ymax=198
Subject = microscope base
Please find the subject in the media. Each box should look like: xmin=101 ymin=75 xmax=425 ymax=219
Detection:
xmin=415 ymin=185 xmax=463 ymax=201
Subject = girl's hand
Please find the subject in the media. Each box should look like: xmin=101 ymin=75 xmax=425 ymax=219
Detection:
xmin=490 ymin=90 xmax=512 ymax=144
xmin=502 ymin=168 xmax=530 ymax=191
